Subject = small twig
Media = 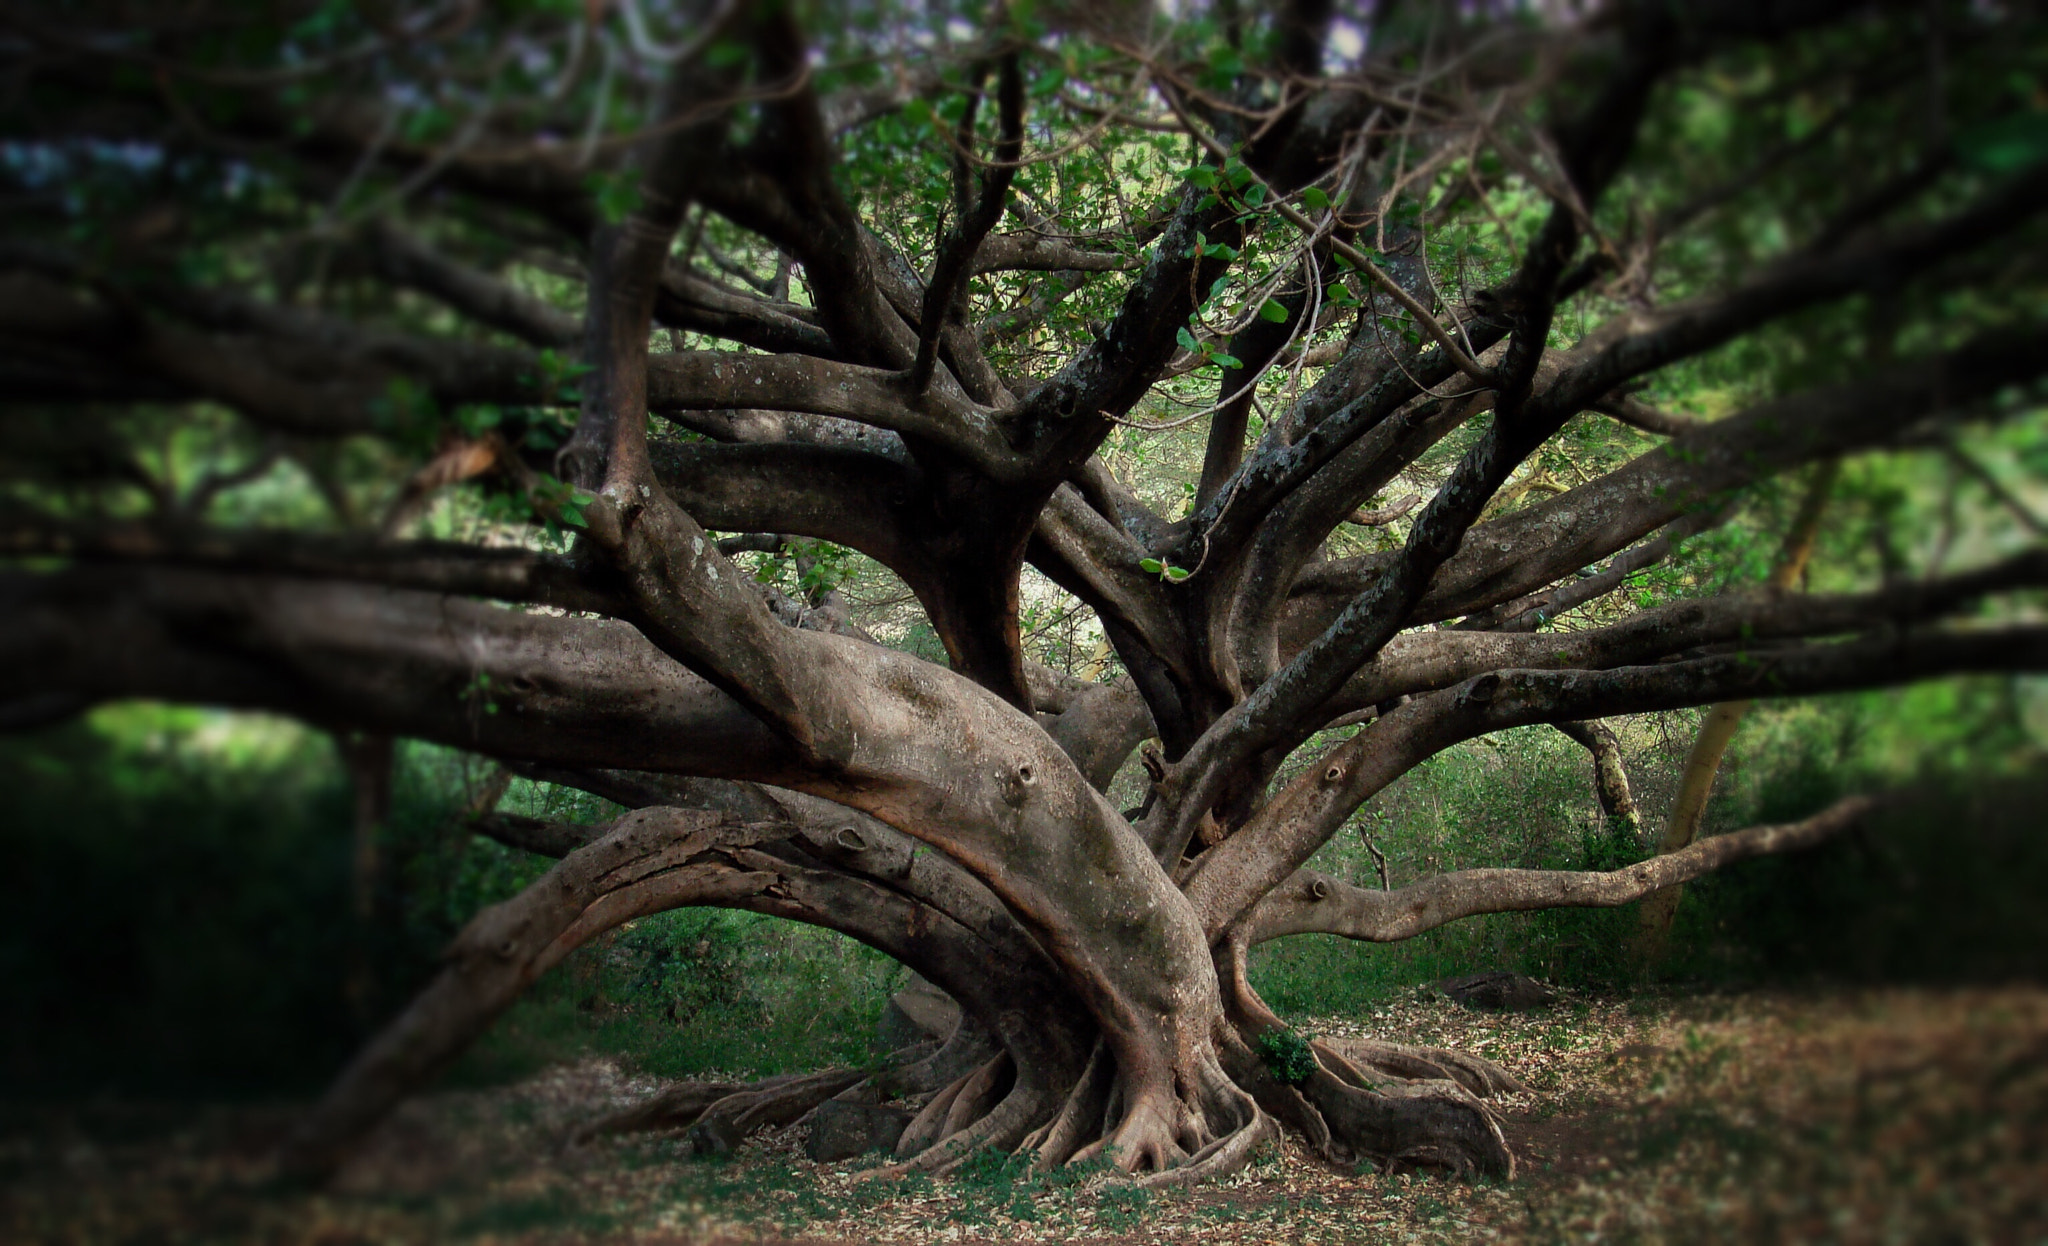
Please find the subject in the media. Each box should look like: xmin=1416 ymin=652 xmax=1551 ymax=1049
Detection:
xmin=1365 ymin=840 xmax=1390 ymax=891
xmin=1345 ymin=492 xmax=1422 ymax=527
xmin=1151 ymin=79 xmax=1496 ymax=388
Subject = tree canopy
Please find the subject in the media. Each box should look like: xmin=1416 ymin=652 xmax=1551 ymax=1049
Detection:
xmin=5 ymin=0 xmax=2047 ymax=1185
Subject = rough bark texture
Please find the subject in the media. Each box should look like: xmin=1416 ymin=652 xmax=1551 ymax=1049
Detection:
xmin=5 ymin=0 xmax=2045 ymax=1192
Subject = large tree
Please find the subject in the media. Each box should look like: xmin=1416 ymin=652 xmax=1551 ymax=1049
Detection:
xmin=5 ymin=0 xmax=2046 ymax=1184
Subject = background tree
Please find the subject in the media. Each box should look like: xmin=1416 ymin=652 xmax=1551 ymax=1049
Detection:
xmin=4 ymin=0 xmax=2047 ymax=1185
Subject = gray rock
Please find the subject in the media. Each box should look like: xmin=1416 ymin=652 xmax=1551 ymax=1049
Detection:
xmin=1434 ymin=971 xmax=1556 ymax=1012
xmin=804 ymin=1100 xmax=914 ymax=1163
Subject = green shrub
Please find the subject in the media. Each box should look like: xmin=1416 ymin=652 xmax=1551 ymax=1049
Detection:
xmin=1255 ymin=1027 xmax=1318 ymax=1086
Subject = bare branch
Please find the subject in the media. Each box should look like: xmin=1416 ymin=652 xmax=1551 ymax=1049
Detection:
xmin=655 ymin=266 xmax=841 ymax=358
xmin=972 ymin=234 xmax=1136 ymax=274
xmin=1589 ymin=395 xmax=1698 ymax=437
xmin=1528 ymin=163 xmax=2048 ymax=426
xmin=1291 ymin=324 xmax=2048 ymax=630
xmin=1187 ymin=624 xmax=2048 ymax=935
xmin=911 ymin=53 xmax=1024 ymax=395
xmin=360 ymin=220 xmax=581 ymax=347
xmin=1345 ymin=492 xmax=1423 ymax=527
xmin=0 ymin=518 xmax=621 ymax=614
xmin=1245 ymin=796 xmax=1876 ymax=944
xmin=1450 ymin=509 xmax=1723 ymax=634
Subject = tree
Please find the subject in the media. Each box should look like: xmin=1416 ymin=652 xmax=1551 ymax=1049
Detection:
xmin=5 ymin=0 xmax=2046 ymax=1185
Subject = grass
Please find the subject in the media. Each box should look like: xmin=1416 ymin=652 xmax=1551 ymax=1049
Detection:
xmin=5 ymin=984 xmax=2042 ymax=1243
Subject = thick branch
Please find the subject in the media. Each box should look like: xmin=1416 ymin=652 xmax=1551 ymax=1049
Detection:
xmin=1289 ymin=325 xmax=2048 ymax=632
xmin=1187 ymin=623 xmax=2048 ymax=935
xmin=0 ymin=519 xmax=620 ymax=615
xmin=359 ymin=221 xmax=580 ymax=347
xmin=644 ymin=352 xmax=1019 ymax=476
xmin=1528 ymin=163 xmax=2048 ymax=427
xmin=1552 ymin=719 xmax=1640 ymax=833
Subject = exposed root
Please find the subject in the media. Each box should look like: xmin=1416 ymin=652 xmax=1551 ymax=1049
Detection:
xmin=1301 ymin=1063 xmax=1515 ymax=1178
xmin=563 ymin=966 xmax=1519 ymax=1192
xmin=880 ymin=1077 xmax=1052 ymax=1176
xmin=1320 ymin=1037 xmax=1528 ymax=1098
xmin=571 ymin=1067 xmax=863 ymax=1146
xmin=1217 ymin=1025 xmax=1336 ymax=1158
xmin=941 ymin=1054 xmax=1015 ymax=1138
xmin=793 ymin=1019 xmax=1513 ymax=1192
xmin=1134 ymin=1109 xmax=1275 ymax=1189
xmin=568 ymin=1079 xmax=749 ymax=1141
xmin=1022 ymin=1040 xmax=1113 ymax=1169
xmin=1208 ymin=929 xmax=1518 ymax=1177
xmin=893 ymin=1063 xmax=974 ymax=1159
xmin=875 ymin=1018 xmax=999 ymax=1099
xmin=1089 ymin=1090 xmax=1184 ymax=1173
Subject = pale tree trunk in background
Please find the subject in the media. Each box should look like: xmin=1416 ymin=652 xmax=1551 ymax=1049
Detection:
xmin=1632 ymin=460 xmax=1841 ymax=964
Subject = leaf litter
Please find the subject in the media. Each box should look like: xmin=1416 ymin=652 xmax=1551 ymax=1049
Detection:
xmin=4 ymin=984 xmax=2042 ymax=1244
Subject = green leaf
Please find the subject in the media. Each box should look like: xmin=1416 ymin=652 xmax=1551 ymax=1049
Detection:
xmin=1242 ymin=182 xmax=1267 ymax=208
xmin=1138 ymin=557 xmax=1164 ymax=574
xmin=1183 ymin=164 xmax=1218 ymax=189
xmin=1258 ymin=298 xmax=1289 ymax=323
xmin=1176 ymin=326 xmax=1199 ymax=352
xmin=1211 ymin=352 xmax=1243 ymax=369
xmin=1255 ymin=1028 xmax=1317 ymax=1087
xmin=1302 ymin=186 xmax=1331 ymax=211
xmin=1163 ymin=566 xmax=1191 ymax=582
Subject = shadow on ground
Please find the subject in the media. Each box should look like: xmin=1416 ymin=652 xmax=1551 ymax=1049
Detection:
xmin=5 ymin=984 xmax=2044 ymax=1244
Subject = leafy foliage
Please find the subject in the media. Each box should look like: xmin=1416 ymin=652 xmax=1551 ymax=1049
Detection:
xmin=1256 ymin=1026 xmax=1320 ymax=1087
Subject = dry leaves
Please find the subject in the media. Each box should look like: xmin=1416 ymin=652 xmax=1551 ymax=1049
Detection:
xmin=5 ymin=985 xmax=2043 ymax=1244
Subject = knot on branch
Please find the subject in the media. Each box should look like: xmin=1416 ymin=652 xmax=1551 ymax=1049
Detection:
xmin=1001 ymin=759 xmax=1039 ymax=808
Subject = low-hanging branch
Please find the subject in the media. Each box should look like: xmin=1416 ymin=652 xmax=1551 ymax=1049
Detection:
xmin=1244 ymin=795 xmax=1876 ymax=945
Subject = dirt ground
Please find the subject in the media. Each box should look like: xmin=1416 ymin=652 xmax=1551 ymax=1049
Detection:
xmin=5 ymin=984 xmax=2044 ymax=1245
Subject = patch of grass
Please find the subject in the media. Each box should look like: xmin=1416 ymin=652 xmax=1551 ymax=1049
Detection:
xmin=1094 ymin=1182 xmax=1154 ymax=1233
